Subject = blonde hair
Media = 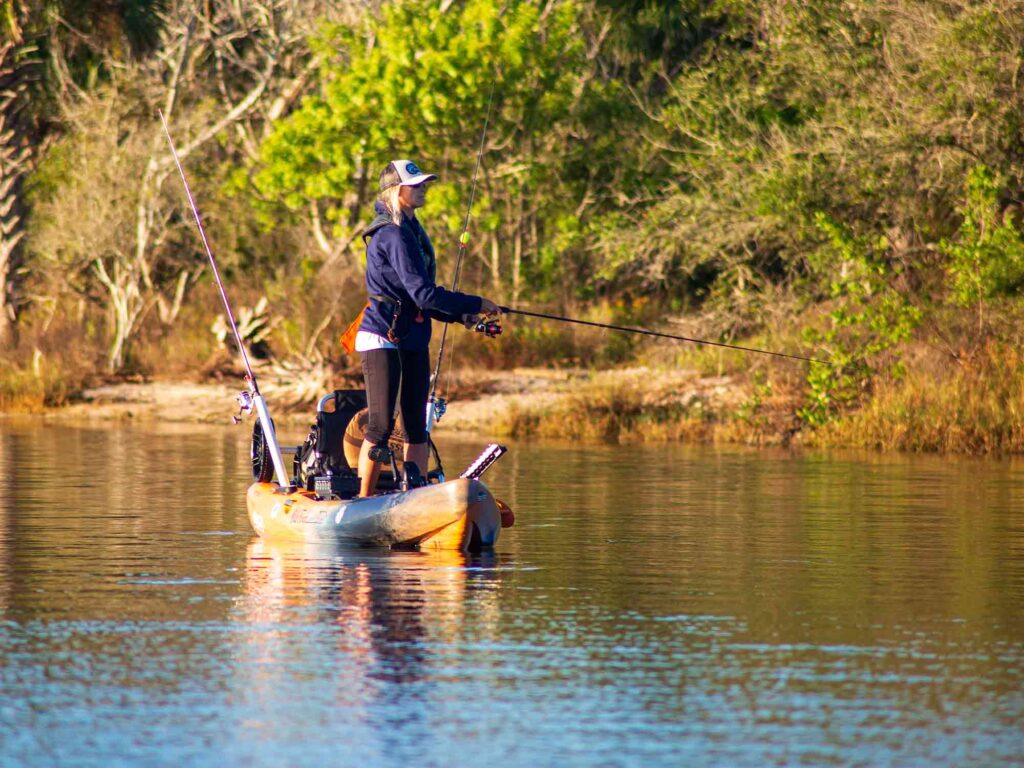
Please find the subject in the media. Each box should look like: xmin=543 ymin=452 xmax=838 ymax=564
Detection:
xmin=381 ymin=185 xmax=404 ymax=225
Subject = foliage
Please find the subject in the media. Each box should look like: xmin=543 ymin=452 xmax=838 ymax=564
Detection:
xmin=942 ymin=165 xmax=1024 ymax=308
xmin=251 ymin=0 xmax=623 ymax=299
xmin=798 ymin=214 xmax=921 ymax=426
xmin=591 ymin=1 xmax=1024 ymax=304
xmin=6 ymin=0 xmax=1024 ymax=454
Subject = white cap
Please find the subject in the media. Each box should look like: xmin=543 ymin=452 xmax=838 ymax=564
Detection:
xmin=380 ymin=159 xmax=438 ymax=191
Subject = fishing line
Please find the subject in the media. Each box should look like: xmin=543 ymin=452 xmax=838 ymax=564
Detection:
xmin=160 ymin=110 xmax=259 ymax=391
xmin=500 ymin=306 xmax=833 ymax=365
xmin=427 ymin=82 xmax=497 ymax=427
xmin=161 ymin=109 xmax=291 ymax=488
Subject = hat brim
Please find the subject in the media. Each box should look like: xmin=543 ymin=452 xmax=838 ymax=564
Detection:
xmin=400 ymin=173 xmax=437 ymax=186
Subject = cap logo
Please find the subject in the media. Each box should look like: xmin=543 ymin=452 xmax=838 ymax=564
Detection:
xmin=406 ymin=162 xmax=420 ymax=175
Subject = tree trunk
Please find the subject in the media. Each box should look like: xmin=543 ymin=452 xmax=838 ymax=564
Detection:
xmin=0 ymin=40 xmax=35 ymax=350
xmin=512 ymin=188 xmax=524 ymax=305
xmin=93 ymin=257 xmax=145 ymax=373
xmin=490 ymin=234 xmax=501 ymax=292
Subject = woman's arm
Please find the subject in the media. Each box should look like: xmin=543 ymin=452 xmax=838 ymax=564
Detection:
xmin=424 ymin=308 xmax=463 ymax=323
xmin=380 ymin=228 xmax=483 ymax=317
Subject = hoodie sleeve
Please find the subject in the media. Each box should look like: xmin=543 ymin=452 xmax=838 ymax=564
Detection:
xmin=378 ymin=227 xmax=483 ymax=317
xmin=425 ymin=308 xmax=465 ymax=324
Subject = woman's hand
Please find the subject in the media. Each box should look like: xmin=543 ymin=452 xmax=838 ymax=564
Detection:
xmin=479 ymin=298 xmax=502 ymax=316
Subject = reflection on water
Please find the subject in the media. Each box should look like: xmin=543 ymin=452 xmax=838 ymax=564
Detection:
xmin=237 ymin=542 xmax=506 ymax=759
xmin=0 ymin=421 xmax=1022 ymax=766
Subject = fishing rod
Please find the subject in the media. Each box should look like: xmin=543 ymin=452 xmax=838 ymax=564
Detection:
xmin=425 ymin=83 xmax=497 ymax=431
xmin=159 ymin=110 xmax=291 ymax=487
xmin=499 ymin=306 xmax=833 ymax=365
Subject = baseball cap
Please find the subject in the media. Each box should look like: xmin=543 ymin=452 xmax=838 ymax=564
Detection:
xmin=380 ymin=159 xmax=438 ymax=191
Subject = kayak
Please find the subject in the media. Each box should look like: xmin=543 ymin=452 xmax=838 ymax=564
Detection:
xmin=245 ymin=389 xmax=513 ymax=552
xmin=246 ymin=476 xmax=505 ymax=551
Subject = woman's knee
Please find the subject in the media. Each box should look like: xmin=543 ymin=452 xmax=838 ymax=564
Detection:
xmin=362 ymin=412 xmax=396 ymax=446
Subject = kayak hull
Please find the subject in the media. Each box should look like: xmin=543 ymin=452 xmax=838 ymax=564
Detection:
xmin=246 ymin=477 xmax=501 ymax=551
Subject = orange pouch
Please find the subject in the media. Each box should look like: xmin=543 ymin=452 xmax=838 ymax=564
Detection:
xmin=340 ymin=304 xmax=369 ymax=354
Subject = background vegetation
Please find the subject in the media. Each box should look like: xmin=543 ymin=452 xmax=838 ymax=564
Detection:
xmin=2 ymin=0 xmax=1023 ymax=452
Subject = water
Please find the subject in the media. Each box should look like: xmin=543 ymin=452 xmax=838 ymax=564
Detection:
xmin=0 ymin=421 xmax=1021 ymax=767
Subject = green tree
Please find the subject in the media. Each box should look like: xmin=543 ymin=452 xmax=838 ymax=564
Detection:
xmin=942 ymin=165 xmax=1024 ymax=310
xmin=592 ymin=0 xmax=1024 ymax=313
xmin=252 ymin=0 xmax=617 ymax=303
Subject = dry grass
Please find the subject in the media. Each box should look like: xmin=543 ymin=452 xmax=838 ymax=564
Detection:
xmin=0 ymin=357 xmax=71 ymax=413
xmin=490 ymin=367 xmax=748 ymax=444
xmin=0 ymin=314 xmax=104 ymax=413
xmin=815 ymin=341 xmax=1024 ymax=454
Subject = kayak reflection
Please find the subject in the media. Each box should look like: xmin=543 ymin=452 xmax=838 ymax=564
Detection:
xmin=240 ymin=539 xmax=505 ymax=690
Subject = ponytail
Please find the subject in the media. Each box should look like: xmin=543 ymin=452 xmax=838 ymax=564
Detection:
xmin=380 ymin=185 xmax=404 ymax=225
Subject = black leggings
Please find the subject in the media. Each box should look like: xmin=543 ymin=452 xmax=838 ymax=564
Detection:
xmin=361 ymin=348 xmax=431 ymax=446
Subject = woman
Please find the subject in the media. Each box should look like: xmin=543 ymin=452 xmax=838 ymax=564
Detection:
xmin=355 ymin=159 xmax=501 ymax=496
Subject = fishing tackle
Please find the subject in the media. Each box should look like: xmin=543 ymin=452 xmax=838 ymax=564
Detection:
xmin=426 ymin=83 xmax=497 ymax=432
xmin=161 ymin=110 xmax=291 ymax=488
xmin=474 ymin=318 xmax=503 ymax=338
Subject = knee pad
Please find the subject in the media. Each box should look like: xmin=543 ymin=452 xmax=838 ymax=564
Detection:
xmin=368 ymin=442 xmax=393 ymax=463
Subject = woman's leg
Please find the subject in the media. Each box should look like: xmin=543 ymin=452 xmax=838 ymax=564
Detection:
xmin=356 ymin=440 xmax=381 ymax=497
xmin=404 ymin=442 xmax=429 ymax=473
xmin=398 ymin=349 xmax=431 ymax=477
xmin=359 ymin=348 xmax=401 ymax=496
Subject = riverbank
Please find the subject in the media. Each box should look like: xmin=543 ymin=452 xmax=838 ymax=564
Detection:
xmin=3 ymin=366 xmax=801 ymax=446
xmin=6 ymin=346 xmax=1024 ymax=455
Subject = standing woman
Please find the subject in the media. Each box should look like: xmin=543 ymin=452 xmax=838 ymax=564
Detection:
xmin=356 ymin=159 xmax=501 ymax=496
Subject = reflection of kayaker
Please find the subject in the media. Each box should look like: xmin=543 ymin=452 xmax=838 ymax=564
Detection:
xmin=351 ymin=160 xmax=502 ymax=498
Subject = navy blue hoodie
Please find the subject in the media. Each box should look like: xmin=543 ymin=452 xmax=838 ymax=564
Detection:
xmin=358 ymin=201 xmax=482 ymax=351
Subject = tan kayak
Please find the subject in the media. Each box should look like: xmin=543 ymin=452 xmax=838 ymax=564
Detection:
xmin=246 ymin=476 xmax=506 ymax=551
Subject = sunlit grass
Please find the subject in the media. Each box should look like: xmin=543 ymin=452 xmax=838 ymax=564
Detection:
xmin=818 ymin=342 xmax=1024 ymax=453
xmin=0 ymin=358 xmax=70 ymax=413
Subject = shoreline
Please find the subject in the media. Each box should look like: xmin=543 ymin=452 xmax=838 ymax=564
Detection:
xmin=0 ymin=366 xmax=773 ymax=440
xmin=8 ymin=366 xmax=1022 ymax=456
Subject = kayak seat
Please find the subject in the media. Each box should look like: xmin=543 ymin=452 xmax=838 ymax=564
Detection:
xmin=295 ymin=391 xmax=447 ymax=496
xmin=293 ymin=389 xmax=366 ymax=492
xmin=316 ymin=389 xmax=366 ymax=473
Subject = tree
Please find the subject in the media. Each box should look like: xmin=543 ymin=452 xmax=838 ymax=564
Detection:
xmin=252 ymin=0 xmax=619 ymax=304
xmin=591 ymin=0 xmax=1024 ymax=313
xmin=27 ymin=0 xmax=346 ymax=371
xmin=0 ymin=36 xmax=35 ymax=347
xmin=1 ymin=0 xmax=166 ymax=350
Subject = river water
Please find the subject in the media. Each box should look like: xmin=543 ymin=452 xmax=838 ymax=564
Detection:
xmin=0 ymin=421 xmax=1021 ymax=767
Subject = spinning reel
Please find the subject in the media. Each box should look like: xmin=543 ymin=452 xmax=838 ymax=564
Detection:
xmin=473 ymin=317 xmax=503 ymax=338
